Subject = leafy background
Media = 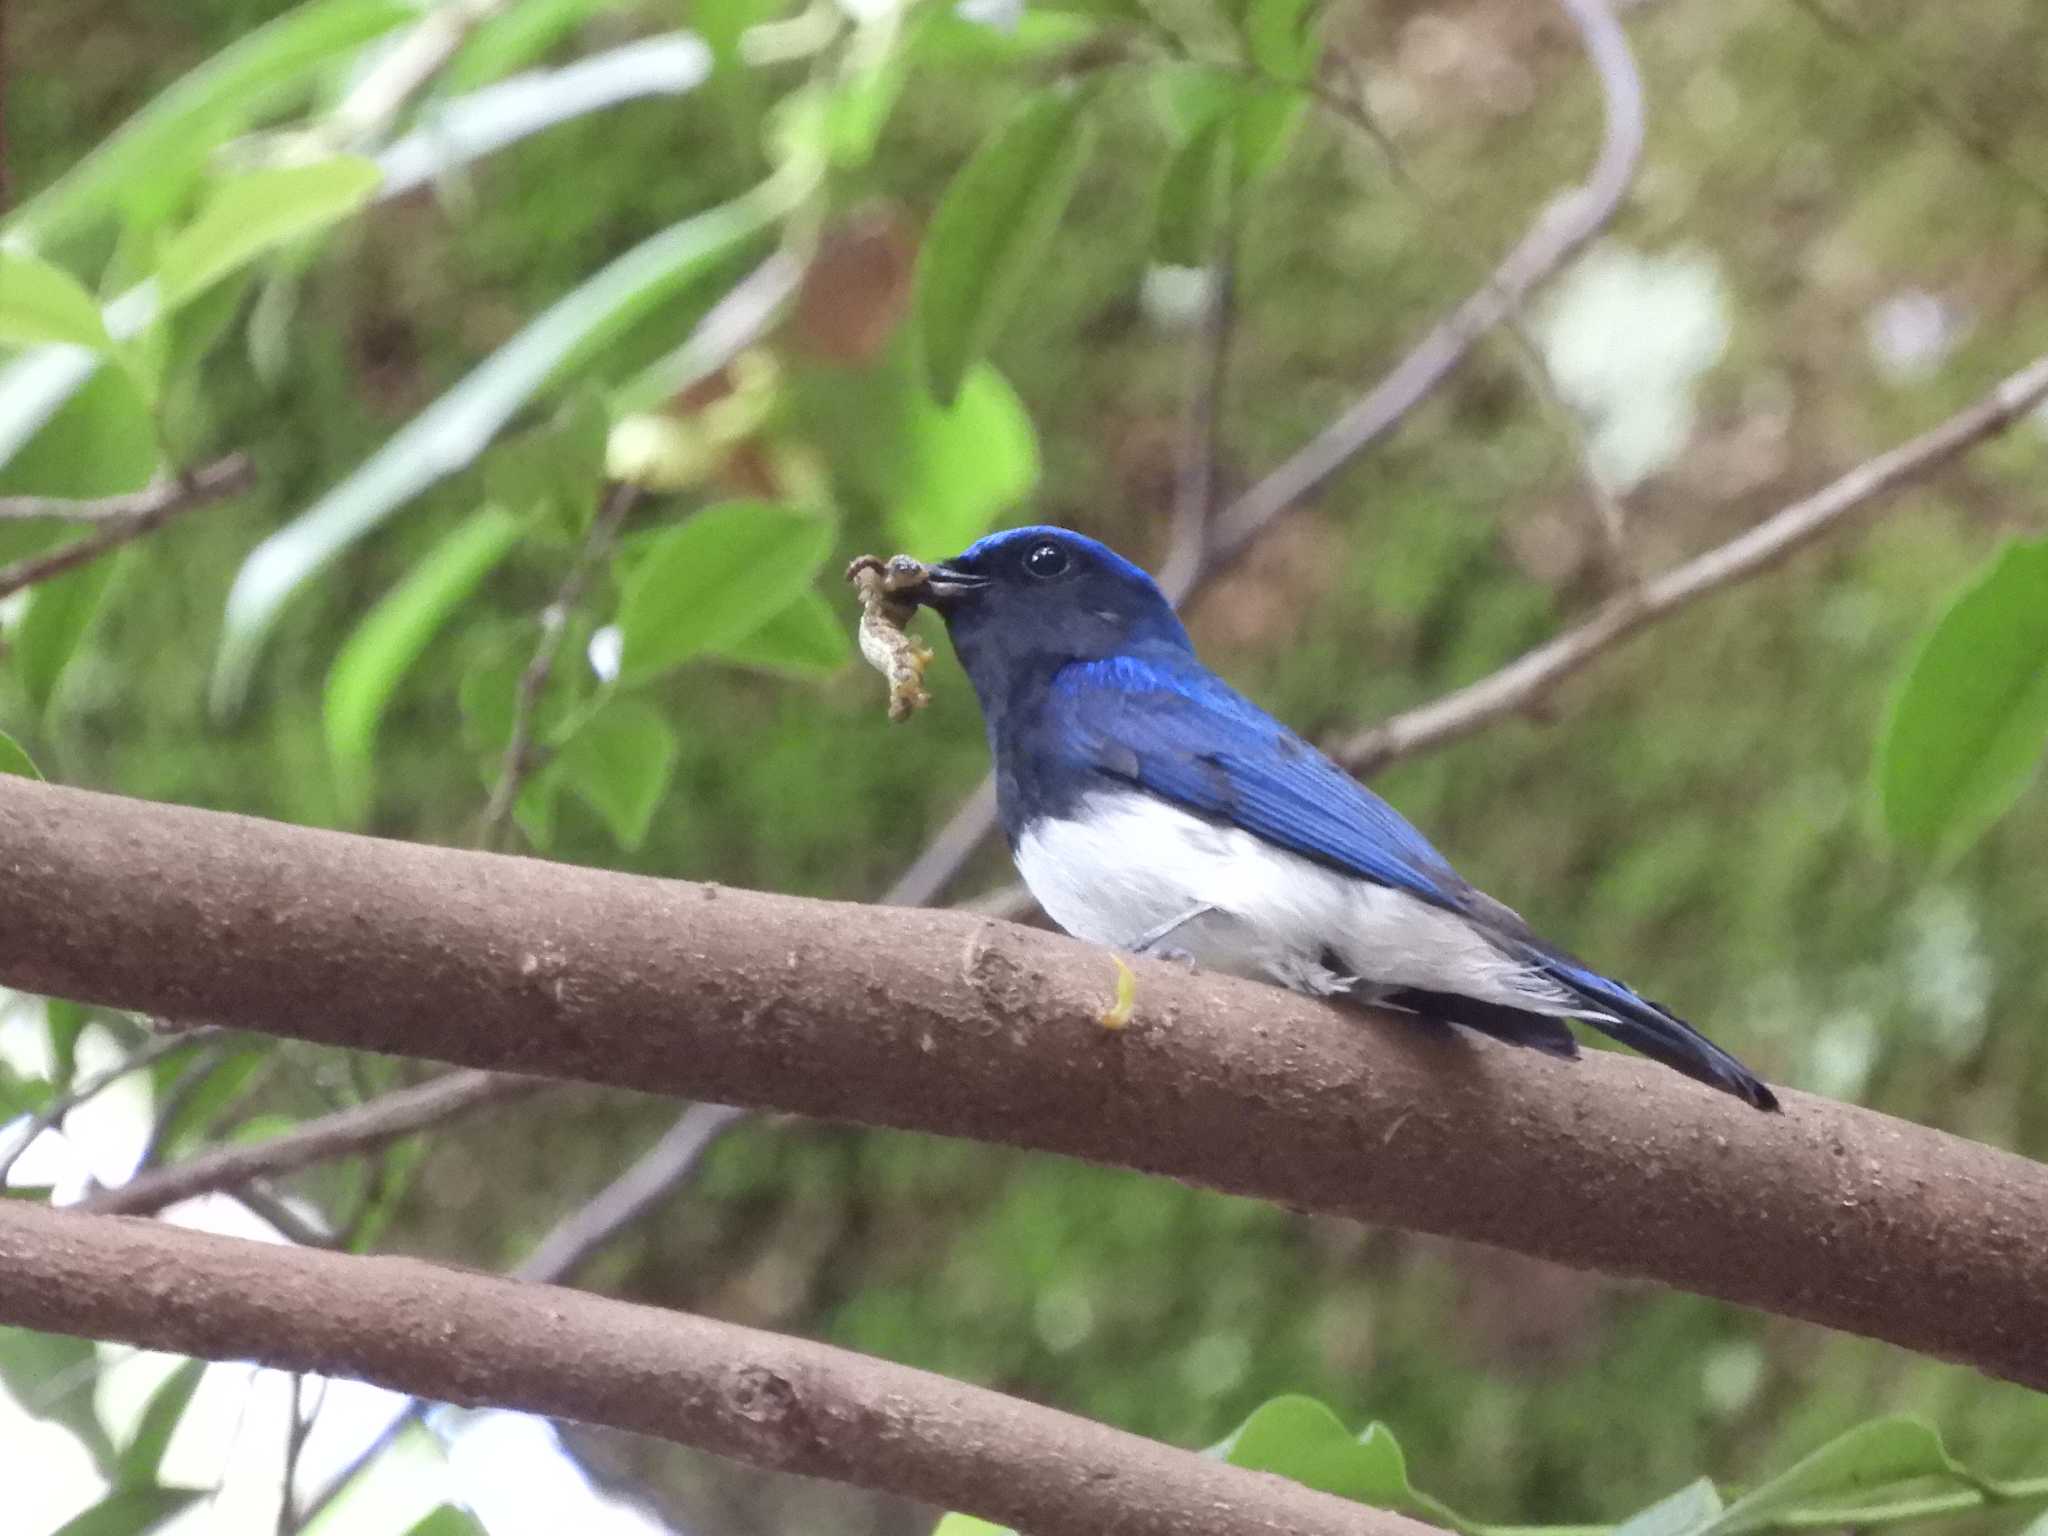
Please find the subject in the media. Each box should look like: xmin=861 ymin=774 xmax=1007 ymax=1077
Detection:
xmin=4 ymin=0 xmax=2048 ymax=1532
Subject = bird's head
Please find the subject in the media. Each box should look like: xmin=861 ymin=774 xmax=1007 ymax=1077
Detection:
xmin=913 ymin=526 xmax=1190 ymax=698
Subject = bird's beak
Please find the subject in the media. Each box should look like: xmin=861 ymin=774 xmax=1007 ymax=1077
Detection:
xmin=914 ymin=561 xmax=990 ymax=614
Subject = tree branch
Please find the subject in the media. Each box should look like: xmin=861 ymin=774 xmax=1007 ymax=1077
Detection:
xmin=294 ymin=1099 xmax=752 ymax=1522
xmin=479 ymin=480 xmax=640 ymax=850
xmin=0 ymin=454 xmax=254 ymax=523
xmin=6 ymin=775 xmax=2048 ymax=1390
xmin=512 ymin=1101 xmax=748 ymax=1284
xmin=1334 ymin=350 xmax=2048 ymax=772
xmin=0 ymin=453 xmax=255 ymax=598
xmin=78 ymin=1069 xmax=541 ymax=1217
xmin=1201 ymin=0 xmax=1643 ymax=576
xmin=0 ymin=1026 xmax=224 ymax=1186
xmin=1157 ymin=227 xmax=1239 ymax=601
xmin=0 ymin=1198 xmax=1423 ymax=1536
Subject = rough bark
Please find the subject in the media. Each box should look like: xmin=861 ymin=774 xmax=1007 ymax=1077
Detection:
xmin=0 ymin=1200 xmax=1418 ymax=1536
xmin=3 ymin=776 xmax=2046 ymax=1391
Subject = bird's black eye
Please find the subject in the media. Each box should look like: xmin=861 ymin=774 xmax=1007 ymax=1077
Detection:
xmin=1023 ymin=541 xmax=1070 ymax=579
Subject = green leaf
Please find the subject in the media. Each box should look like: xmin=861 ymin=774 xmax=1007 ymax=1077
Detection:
xmin=917 ymin=10 xmax=1106 ymax=68
xmin=157 ymin=157 xmax=383 ymax=310
xmin=1244 ymin=0 xmax=1322 ymax=83
xmin=147 ymin=1043 xmax=271 ymax=1162
xmin=443 ymin=0 xmax=628 ymax=92
xmin=483 ymin=387 xmax=610 ymax=539
xmin=0 ymin=1326 xmax=120 ymax=1469
xmin=404 ymin=1505 xmax=490 ymax=1536
xmin=49 ymin=1486 xmax=204 ymax=1536
xmin=915 ymin=89 xmax=1096 ymax=404
xmin=1222 ymin=1397 xmax=1410 ymax=1506
xmin=325 ymin=506 xmax=525 ymax=822
xmin=0 ymin=1059 xmax=54 ymax=1118
xmin=0 ymin=729 xmax=41 ymax=780
xmin=825 ymin=14 xmax=927 ymax=169
xmin=715 ymin=590 xmax=852 ymax=677
xmin=556 ymin=699 xmax=680 ymax=849
xmin=615 ymin=500 xmax=835 ymax=683
xmin=1150 ymin=66 xmax=1305 ymax=184
xmin=930 ymin=1517 xmax=1014 ymax=1536
xmin=45 ymin=999 xmax=86 ymax=1086
xmin=458 ymin=616 xmax=593 ymax=759
xmin=801 ymin=346 xmax=1038 ymax=560
xmin=212 ymin=172 xmax=807 ymax=717
xmin=1153 ymin=115 xmax=1234 ymax=266
xmin=0 ymin=251 xmax=114 ymax=351
xmin=121 ymin=1360 xmax=205 ymax=1488
xmin=1706 ymin=1419 xmax=1964 ymax=1536
xmin=16 ymin=555 xmax=119 ymax=712
xmin=5 ymin=0 xmax=416 ymax=247
xmin=1615 ymin=1478 xmax=1725 ymax=1536
xmin=1879 ymin=536 xmax=2048 ymax=863
xmin=0 ymin=360 xmax=158 ymax=498
xmin=513 ymin=759 xmax=566 ymax=850
xmin=888 ymin=363 xmax=1039 ymax=557
xmin=1219 ymin=1398 xmax=1477 ymax=1531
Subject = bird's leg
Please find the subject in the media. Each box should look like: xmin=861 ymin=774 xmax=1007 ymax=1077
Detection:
xmin=1126 ymin=904 xmax=1214 ymax=973
xmin=1097 ymin=905 xmax=1215 ymax=1030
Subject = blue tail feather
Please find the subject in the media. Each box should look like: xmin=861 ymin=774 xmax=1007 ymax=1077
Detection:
xmin=1542 ymin=960 xmax=1778 ymax=1111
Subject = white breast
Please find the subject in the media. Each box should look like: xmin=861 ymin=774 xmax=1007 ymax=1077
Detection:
xmin=1014 ymin=789 xmax=1579 ymax=1011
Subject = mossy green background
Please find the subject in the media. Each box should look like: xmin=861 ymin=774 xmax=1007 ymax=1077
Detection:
xmin=7 ymin=0 xmax=2048 ymax=1531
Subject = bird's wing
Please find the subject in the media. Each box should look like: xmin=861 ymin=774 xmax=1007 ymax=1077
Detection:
xmin=1051 ymin=652 xmax=1484 ymax=918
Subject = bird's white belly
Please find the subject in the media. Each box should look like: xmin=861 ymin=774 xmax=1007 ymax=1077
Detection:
xmin=1013 ymin=790 xmax=1576 ymax=1010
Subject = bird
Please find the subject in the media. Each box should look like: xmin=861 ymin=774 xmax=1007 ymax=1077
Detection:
xmin=908 ymin=524 xmax=1778 ymax=1111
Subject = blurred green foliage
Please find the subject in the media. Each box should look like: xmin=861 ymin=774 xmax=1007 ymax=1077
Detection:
xmin=5 ymin=0 xmax=2048 ymax=1532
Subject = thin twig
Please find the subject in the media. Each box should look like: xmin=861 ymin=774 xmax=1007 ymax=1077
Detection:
xmin=1335 ymin=351 xmax=2048 ymax=770
xmin=1201 ymin=0 xmax=1643 ymax=577
xmin=1157 ymin=227 xmax=1238 ymax=599
xmin=276 ymin=1372 xmax=314 ymax=1536
xmin=513 ymin=1102 xmax=748 ymax=1283
xmin=0 ymin=1026 xmax=223 ymax=1186
xmin=292 ymin=1402 xmax=421 ymax=1533
xmin=235 ymin=1184 xmax=338 ymax=1250
xmin=1313 ymin=65 xmax=1634 ymax=573
xmin=128 ymin=1044 xmax=234 ymax=1176
xmin=1785 ymin=0 xmax=2048 ymax=222
xmin=478 ymin=481 xmax=641 ymax=849
xmin=0 ymin=454 xmax=255 ymax=600
xmin=78 ymin=1068 xmax=540 ymax=1216
xmin=0 ymin=454 xmax=254 ymax=523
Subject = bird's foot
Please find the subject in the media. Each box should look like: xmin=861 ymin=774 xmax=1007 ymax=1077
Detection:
xmin=1141 ymin=945 xmax=1200 ymax=973
xmin=1098 ymin=954 xmax=1139 ymax=1031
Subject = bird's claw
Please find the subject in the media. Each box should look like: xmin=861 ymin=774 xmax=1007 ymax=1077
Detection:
xmin=1098 ymin=954 xmax=1138 ymax=1030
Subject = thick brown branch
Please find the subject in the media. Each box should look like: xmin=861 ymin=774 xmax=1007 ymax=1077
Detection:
xmin=0 ymin=453 xmax=255 ymax=598
xmin=4 ymin=776 xmax=2048 ymax=1390
xmin=1335 ymin=351 xmax=2048 ymax=772
xmin=0 ymin=1200 xmax=1419 ymax=1536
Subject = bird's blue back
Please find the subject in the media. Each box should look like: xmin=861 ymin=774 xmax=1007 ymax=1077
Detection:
xmin=1038 ymin=647 xmax=1481 ymax=917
